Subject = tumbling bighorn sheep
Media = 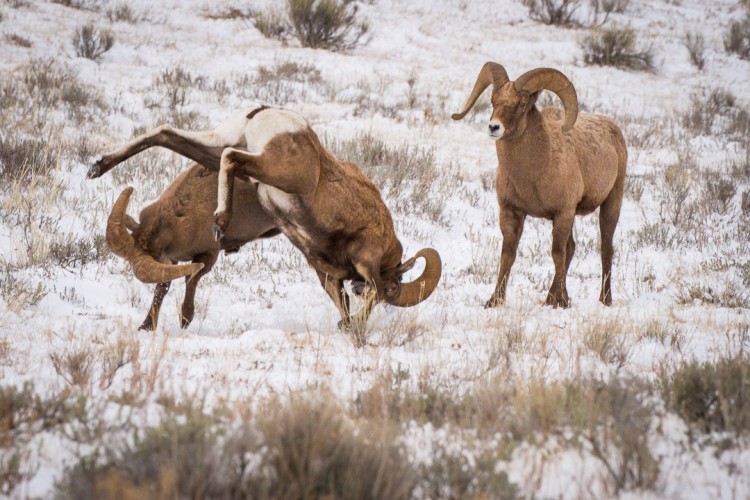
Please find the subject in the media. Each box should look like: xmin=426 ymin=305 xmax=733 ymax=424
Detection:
xmin=106 ymin=163 xmax=279 ymax=330
xmin=91 ymin=106 xmax=442 ymax=334
xmin=452 ymin=62 xmax=627 ymax=308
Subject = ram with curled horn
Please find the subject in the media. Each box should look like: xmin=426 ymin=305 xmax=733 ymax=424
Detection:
xmin=90 ymin=106 xmax=442 ymax=339
xmin=106 ymin=163 xmax=279 ymax=331
xmin=453 ymin=62 xmax=627 ymax=308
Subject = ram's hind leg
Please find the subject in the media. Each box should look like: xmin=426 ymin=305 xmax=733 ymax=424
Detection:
xmin=213 ymin=142 xmax=319 ymax=237
xmin=90 ymin=126 xmax=231 ymax=179
xmin=598 ymin=183 xmax=623 ymax=306
xmin=545 ymin=211 xmax=575 ymax=308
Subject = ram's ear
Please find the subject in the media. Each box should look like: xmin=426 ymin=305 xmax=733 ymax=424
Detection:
xmin=124 ymin=214 xmax=140 ymax=232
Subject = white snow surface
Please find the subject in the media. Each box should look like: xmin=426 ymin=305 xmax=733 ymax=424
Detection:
xmin=1 ymin=0 xmax=749 ymax=498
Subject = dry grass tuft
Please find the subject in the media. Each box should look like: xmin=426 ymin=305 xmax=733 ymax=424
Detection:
xmin=662 ymin=354 xmax=750 ymax=436
xmin=581 ymin=26 xmax=655 ymax=71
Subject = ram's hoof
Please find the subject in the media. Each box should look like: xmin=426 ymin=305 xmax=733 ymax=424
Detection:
xmin=351 ymin=280 xmax=366 ymax=296
xmin=212 ymin=224 xmax=224 ymax=241
xmin=87 ymin=163 xmax=102 ymax=179
xmin=484 ymin=296 xmax=504 ymax=309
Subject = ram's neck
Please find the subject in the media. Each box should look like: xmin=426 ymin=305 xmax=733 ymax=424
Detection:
xmin=496 ymin=108 xmax=551 ymax=176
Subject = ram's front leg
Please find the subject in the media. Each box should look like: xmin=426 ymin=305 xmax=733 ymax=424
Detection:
xmin=139 ymin=281 xmax=171 ymax=331
xmin=89 ymin=125 xmax=230 ymax=179
xmin=317 ymin=271 xmax=352 ymax=330
xmin=346 ymin=260 xmax=384 ymax=347
xmin=180 ymin=252 xmax=217 ymax=328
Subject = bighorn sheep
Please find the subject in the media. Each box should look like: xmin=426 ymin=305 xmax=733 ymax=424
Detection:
xmin=90 ymin=106 xmax=442 ymax=334
xmin=106 ymin=163 xmax=279 ymax=330
xmin=452 ymin=62 xmax=627 ymax=308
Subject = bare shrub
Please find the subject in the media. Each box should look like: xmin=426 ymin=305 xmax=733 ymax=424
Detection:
xmin=4 ymin=33 xmax=32 ymax=47
xmin=581 ymin=26 xmax=655 ymax=71
xmin=51 ymin=0 xmax=100 ymax=10
xmin=583 ymin=319 xmax=630 ymax=367
xmin=624 ymin=174 xmax=644 ymax=202
xmin=287 ymin=0 xmax=369 ymax=50
xmin=596 ymin=0 xmax=629 ymax=13
xmin=257 ymin=396 xmax=415 ymax=498
xmin=99 ymin=334 xmax=139 ymax=390
xmin=327 ymin=132 xmax=436 ymax=195
xmin=106 ymin=3 xmax=145 ymax=23
xmin=0 ymin=136 xmax=60 ymax=182
xmin=245 ymin=58 xmax=329 ymax=104
xmin=657 ymin=162 xmax=694 ymax=226
xmin=253 ymin=8 xmax=290 ymax=40
xmin=724 ymin=14 xmax=750 ymax=60
xmin=72 ymin=23 xmax=114 ymax=60
xmin=49 ymin=345 xmax=95 ymax=388
xmin=202 ymin=6 xmax=252 ymax=20
xmin=523 ymin=0 xmax=582 ymax=26
xmin=55 ymin=403 xmax=237 ymax=499
xmin=48 ymin=234 xmax=107 ymax=271
xmin=418 ymin=447 xmax=518 ymax=500
xmin=663 ymin=356 xmax=750 ymax=436
xmin=326 ymin=132 xmax=448 ymax=224
xmin=146 ymin=66 xmax=209 ymax=129
xmin=674 ymin=281 xmax=749 ymax=308
xmin=0 ymin=381 xmax=87 ymax=495
xmin=257 ymin=59 xmax=322 ymax=84
xmin=511 ymin=378 xmax=659 ymax=493
xmin=1 ymin=383 xmax=86 ymax=495
xmin=682 ymin=87 xmax=750 ymax=140
xmin=57 ymin=396 xmax=415 ymax=499
xmin=0 ymin=60 xmax=104 ymax=127
xmin=0 ymin=268 xmax=48 ymax=314
xmin=699 ymin=173 xmax=736 ymax=216
xmin=588 ymin=0 xmax=630 ymax=27
xmin=683 ymin=31 xmax=706 ymax=69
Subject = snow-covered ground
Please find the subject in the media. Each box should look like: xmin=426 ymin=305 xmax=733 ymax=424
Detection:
xmin=1 ymin=0 xmax=749 ymax=497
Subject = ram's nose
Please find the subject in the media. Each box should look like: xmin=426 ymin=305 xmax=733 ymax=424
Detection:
xmin=488 ymin=121 xmax=504 ymax=140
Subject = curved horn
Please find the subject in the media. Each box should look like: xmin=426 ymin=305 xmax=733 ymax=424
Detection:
xmin=452 ymin=62 xmax=510 ymax=121
xmin=107 ymin=188 xmax=204 ymax=284
xmin=107 ymin=187 xmax=137 ymax=259
xmin=513 ymin=68 xmax=578 ymax=132
xmin=387 ymin=248 xmax=442 ymax=308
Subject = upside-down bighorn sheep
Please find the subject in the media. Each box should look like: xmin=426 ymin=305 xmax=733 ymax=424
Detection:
xmin=90 ymin=106 xmax=442 ymax=334
xmin=452 ymin=62 xmax=627 ymax=308
xmin=106 ymin=163 xmax=280 ymax=330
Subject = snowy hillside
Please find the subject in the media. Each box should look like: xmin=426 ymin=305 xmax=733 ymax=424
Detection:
xmin=1 ymin=0 xmax=749 ymax=497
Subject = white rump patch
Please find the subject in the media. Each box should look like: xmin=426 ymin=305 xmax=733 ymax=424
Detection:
xmin=244 ymin=109 xmax=308 ymax=153
xmin=212 ymin=108 xmax=258 ymax=147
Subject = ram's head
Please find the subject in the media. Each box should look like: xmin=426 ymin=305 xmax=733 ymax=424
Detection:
xmin=106 ymin=187 xmax=204 ymax=283
xmin=452 ymin=62 xmax=579 ymax=140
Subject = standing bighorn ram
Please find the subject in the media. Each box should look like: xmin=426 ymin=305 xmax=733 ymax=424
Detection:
xmin=452 ymin=62 xmax=627 ymax=308
xmin=106 ymin=163 xmax=279 ymax=330
xmin=91 ymin=106 xmax=442 ymax=334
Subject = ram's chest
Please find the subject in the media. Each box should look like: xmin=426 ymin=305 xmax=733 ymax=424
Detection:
xmin=257 ymin=184 xmax=354 ymax=278
xmin=258 ymin=184 xmax=314 ymax=245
